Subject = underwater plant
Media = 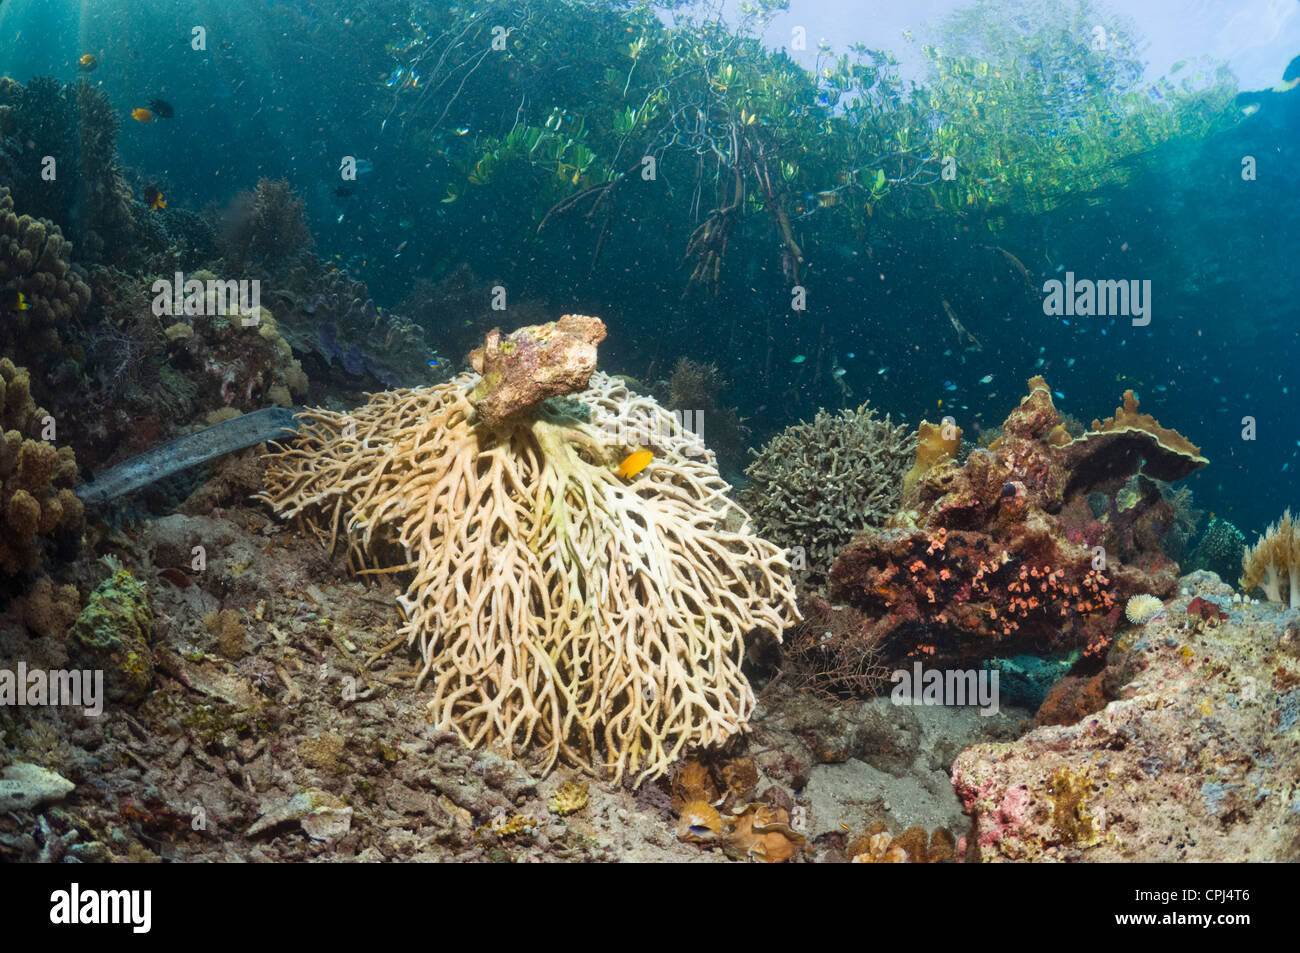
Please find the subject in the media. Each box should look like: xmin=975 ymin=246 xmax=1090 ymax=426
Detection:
xmin=261 ymin=316 xmax=798 ymax=782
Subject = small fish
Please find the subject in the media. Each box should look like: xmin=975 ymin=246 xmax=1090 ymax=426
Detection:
xmin=943 ymin=381 xmax=957 ymax=391
xmin=454 ymin=125 xmax=470 ymax=136
xmin=832 ymin=367 xmax=846 ymax=378
xmin=393 ymin=240 xmax=408 ymax=258
xmin=333 ymin=184 xmax=356 ymax=198
xmin=790 ymin=355 xmax=806 ymax=364
xmin=1034 ymin=358 xmax=1044 ymax=368
xmin=877 ymin=366 xmax=888 ymax=375
xmin=1 ymin=288 xmax=28 ymax=311
xmin=1053 ymin=390 xmax=1065 ymax=399
xmin=336 ymin=212 xmax=345 ymax=223
xmin=143 ymin=184 xmax=166 ymax=210
xmin=616 ymin=450 xmax=653 ymax=479
xmin=1065 ymin=357 xmax=1076 ymax=367
xmin=846 ymin=352 xmax=854 ymax=359
xmin=148 ymin=99 xmax=174 ymax=118
xmin=398 ymin=217 xmax=414 ymax=229
xmin=131 ymin=107 xmax=154 ymax=122
xmin=427 ymin=359 xmax=440 ymax=368
xmin=78 ymin=53 xmax=98 ymax=72
xmin=979 ymin=374 xmax=994 ymax=384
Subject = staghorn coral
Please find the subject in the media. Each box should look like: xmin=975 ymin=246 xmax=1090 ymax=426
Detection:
xmin=830 ymin=377 xmax=1206 ymax=666
xmin=743 ymin=404 xmax=915 ymax=586
xmin=1240 ymin=510 xmax=1300 ymax=608
xmin=0 ymin=187 xmax=92 ymax=371
xmin=260 ymin=317 xmax=798 ymax=783
xmin=0 ymin=359 xmax=82 ymax=575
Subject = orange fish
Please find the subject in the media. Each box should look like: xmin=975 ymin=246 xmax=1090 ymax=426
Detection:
xmin=615 ymin=450 xmax=653 ymax=479
xmin=78 ymin=54 xmax=98 ymax=72
xmin=143 ymin=185 xmax=166 ymax=210
xmin=131 ymin=107 xmax=154 ymax=122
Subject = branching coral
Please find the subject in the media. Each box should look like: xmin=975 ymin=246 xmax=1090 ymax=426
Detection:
xmin=0 ymin=359 xmax=82 ymax=575
xmin=743 ymin=404 xmax=915 ymax=586
xmin=1186 ymin=516 xmax=1246 ymax=582
xmin=1240 ymin=510 xmax=1300 ymax=608
xmin=261 ymin=317 xmax=798 ymax=782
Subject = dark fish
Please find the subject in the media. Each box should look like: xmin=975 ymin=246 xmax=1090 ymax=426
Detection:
xmin=148 ymin=99 xmax=175 ymax=118
xmin=333 ymin=184 xmax=356 ymax=198
xmin=143 ymin=185 xmax=166 ymax=210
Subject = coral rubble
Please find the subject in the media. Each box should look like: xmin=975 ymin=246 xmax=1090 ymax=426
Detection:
xmin=261 ymin=318 xmax=798 ymax=782
xmin=743 ymin=403 xmax=915 ymax=585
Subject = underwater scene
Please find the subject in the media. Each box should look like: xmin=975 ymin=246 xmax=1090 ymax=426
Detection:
xmin=0 ymin=0 xmax=1298 ymax=884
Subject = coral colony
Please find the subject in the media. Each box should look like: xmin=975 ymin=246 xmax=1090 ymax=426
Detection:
xmin=0 ymin=5 xmax=1298 ymax=870
xmin=261 ymin=316 xmax=798 ymax=782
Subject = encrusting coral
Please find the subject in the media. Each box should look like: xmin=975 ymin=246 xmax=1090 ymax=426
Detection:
xmin=743 ymin=404 xmax=915 ymax=585
xmin=0 ymin=358 xmax=82 ymax=575
xmin=830 ymin=376 xmax=1206 ymax=667
xmin=1240 ymin=509 xmax=1300 ymax=608
xmin=261 ymin=316 xmax=798 ymax=782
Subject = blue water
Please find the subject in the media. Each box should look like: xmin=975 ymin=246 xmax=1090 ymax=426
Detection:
xmin=0 ymin=0 xmax=1296 ymax=540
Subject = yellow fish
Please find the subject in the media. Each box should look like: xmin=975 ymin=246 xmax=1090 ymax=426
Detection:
xmin=131 ymin=107 xmax=154 ymax=123
xmin=616 ymin=450 xmax=653 ymax=479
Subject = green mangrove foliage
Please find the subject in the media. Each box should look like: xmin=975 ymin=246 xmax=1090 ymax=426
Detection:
xmin=376 ymin=0 xmax=1239 ymax=290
